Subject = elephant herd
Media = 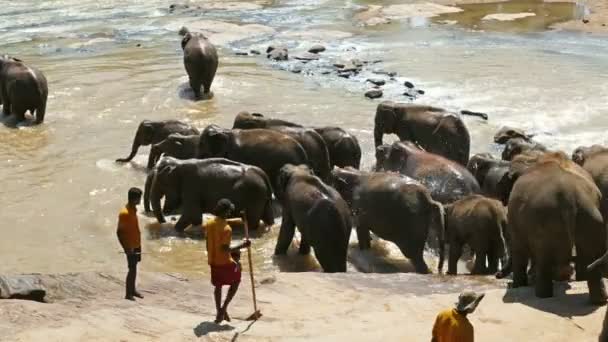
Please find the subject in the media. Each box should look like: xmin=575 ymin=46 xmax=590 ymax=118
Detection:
xmin=115 ymin=95 xmax=608 ymax=306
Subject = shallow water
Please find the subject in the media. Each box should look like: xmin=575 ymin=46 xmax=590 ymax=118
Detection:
xmin=1 ymin=0 xmax=607 ymax=289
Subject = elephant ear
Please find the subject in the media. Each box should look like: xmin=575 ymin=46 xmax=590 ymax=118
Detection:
xmin=139 ymin=120 xmax=155 ymax=144
xmin=276 ymin=165 xmax=296 ymax=200
xmin=204 ymin=125 xmax=230 ymax=157
xmin=181 ymin=32 xmax=192 ymax=50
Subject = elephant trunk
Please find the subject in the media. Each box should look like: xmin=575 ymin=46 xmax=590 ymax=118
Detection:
xmin=116 ymin=137 xmax=140 ymax=163
xmin=143 ymin=169 xmax=155 ymax=213
xmin=149 ymin=170 xmax=166 ymax=223
xmin=431 ymin=201 xmax=446 ymax=274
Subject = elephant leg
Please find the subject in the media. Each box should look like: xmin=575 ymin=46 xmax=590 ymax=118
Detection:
xmin=534 ymin=257 xmax=554 ymax=298
xmin=246 ymin=210 xmax=261 ymax=231
xmin=398 ymin=244 xmax=429 ymax=274
xmin=472 ymin=251 xmax=487 ymax=275
xmin=578 ymin=248 xmax=608 ymax=304
xmin=147 ymin=144 xmax=162 ymax=169
xmin=299 ymin=238 xmax=311 ymax=255
xmin=174 ymin=215 xmax=191 ymax=233
xmin=274 ymin=213 xmax=295 ymax=255
xmin=34 ymin=99 xmax=46 ymax=124
xmin=487 ymin=249 xmax=499 ymax=274
xmin=1 ymin=99 xmax=9 ymax=115
xmin=356 ymin=224 xmax=371 ymax=250
xmin=448 ymin=242 xmax=463 ymax=275
xmin=189 ymin=78 xmax=201 ymax=99
xmin=12 ymin=105 xmax=26 ymax=122
xmin=512 ymin=246 xmax=529 ymax=288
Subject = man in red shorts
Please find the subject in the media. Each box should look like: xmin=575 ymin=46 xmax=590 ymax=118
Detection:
xmin=203 ymin=199 xmax=250 ymax=324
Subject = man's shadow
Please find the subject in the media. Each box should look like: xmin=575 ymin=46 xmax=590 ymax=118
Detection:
xmin=193 ymin=321 xmax=234 ymax=337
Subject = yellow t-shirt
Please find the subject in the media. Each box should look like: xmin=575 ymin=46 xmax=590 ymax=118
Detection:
xmin=203 ymin=217 xmax=233 ymax=266
xmin=117 ymin=206 xmax=141 ymax=250
xmin=432 ymin=309 xmax=474 ymax=342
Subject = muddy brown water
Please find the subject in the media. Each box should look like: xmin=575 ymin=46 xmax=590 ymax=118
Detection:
xmin=0 ymin=0 xmax=607 ymax=294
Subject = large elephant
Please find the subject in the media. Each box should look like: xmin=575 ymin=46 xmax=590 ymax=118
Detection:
xmin=373 ymin=101 xmax=470 ymax=165
xmin=197 ymin=125 xmax=308 ymax=193
xmin=274 ymin=164 xmax=351 ymax=272
xmin=330 ymin=167 xmax=445 ymax=274
xmin=233 ymin=112 xmax=362 ymax=169
xmin=149 ymin=157 xmax=274 ymax=232
xmin=572 ymin=145 xmax=608 ymax=217
xmin=376 ymin=141 xmax=480 ymax=204
xmin=0 ymin=55 xmax=48 ymax=124
xmin=180 ymin=27 xmax=218 ymax=99
xmin=501 ymin=137 xmax=547 ymax=161
xmin=443 ymin=194 xmax=507 ymax=275
xmin=116 ymin=119 xmax=199 ymax=168
xmin=467 ymin=153 xmax=510 ymax=201
xmin=507 ymin=152 xmax=607 ymax=303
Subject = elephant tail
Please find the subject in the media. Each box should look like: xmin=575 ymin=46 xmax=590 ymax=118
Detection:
xmin=430 ymin=200 xmax=445 ymax=274
xmin=259 ymin=169 xmax=275 ymax=226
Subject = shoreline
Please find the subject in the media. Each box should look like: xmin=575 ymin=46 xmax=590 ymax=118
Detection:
xmin=0 ymin=271 xmax=604 ymax=341
xmin=355 ymin=0 xmax=608 ymax=34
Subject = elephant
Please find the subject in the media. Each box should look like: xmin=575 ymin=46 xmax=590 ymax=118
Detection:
xmin=149 ymin=156 xmax=274 ymax=232
xmin=180 ymin=27 xmax=218 ymax=99
xmin=330 ymin=167 xmax=445 ymax=274
xmin=442 ymin=194 xmax=507 ymax=275
xmin=274 ymin=164 xmax=351 ymax=272
xmin=197 ymin=125 xmax=309 ymax=193
xmin=0 ymin=55 xmax=48 ymax=124
xmin=467 ymin=153 xmax=510 ymax=200
xmin=572 ymin=145 xmax=608 ymax=218
xmin=373 ymin=101 xmax=470 ymax=165
xmin=506 ymin=152 xmax=607 ymax=303
xmin=501 ymin=137 xmax=547 ymax=161
xmin=233 ymin=112 xmax=362 ymax=169
xmin=150 ymin=133 xmax=200 ymax=162
xmin=376 ymin=141 xmax=480 ymax=204
xmin=493 ymin=126 xmax=533 ymax=144
xmin=116 ymin=119 xmax=199 ymax=168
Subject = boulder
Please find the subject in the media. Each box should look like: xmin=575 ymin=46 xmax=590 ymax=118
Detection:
xmin=365 ymin=89 xmax=383 ymax=99
xmin=0 ymin=275 xmax=46 ymax=302
xmin=308 ymin=44 xmax=326 ymax=54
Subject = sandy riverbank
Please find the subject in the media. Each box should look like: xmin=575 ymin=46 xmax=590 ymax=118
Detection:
xmin=0 ymin=271 xmax=604 ymax=341
xmin=355 ymin=0 xmax=608 ymax=34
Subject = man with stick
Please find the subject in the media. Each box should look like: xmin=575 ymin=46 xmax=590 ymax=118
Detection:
xmin=202 ymin=199 xmax=251 ymax=323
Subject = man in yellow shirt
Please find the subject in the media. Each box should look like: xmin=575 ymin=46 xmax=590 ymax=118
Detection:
xmin=431 ymin=291 xmax=485 ymax=342
xmin=117 ymin=187 xmax=144 ymax=301
xmin=202 ymin=199 xmax=250 ymax=324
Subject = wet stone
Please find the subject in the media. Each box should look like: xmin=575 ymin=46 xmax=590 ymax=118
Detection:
xmin=235 ymin=52 xmax=249 ymax=56
xmin=365 ymin=89 xmax=383 ymax=99
xmin=404 ymin=81 xmax=415 ymax=89
xmin=417 ymin=89 xmax=425 ymax=95
xmin=367 ymin=78 xmax=386 ymax=86
xmin=267 ymin=47 xmax=288 ymax=61
xmin=294 ymin=52 xmax=320 ymax=61
xmin=291 ymin=66 xmax=303 ymax=74
xmin=308 ymin=44 xmax=326 ymax=54
xmin=250 ymin=49 xmax=261 ymax=55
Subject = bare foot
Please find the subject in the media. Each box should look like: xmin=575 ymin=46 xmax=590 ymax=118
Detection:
xmin=214 ymin=310 xmax=223 ymax=324
xmin=223 ymin=310 xmax=231 ymax=322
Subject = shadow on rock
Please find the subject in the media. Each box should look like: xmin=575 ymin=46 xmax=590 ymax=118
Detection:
xmin=193 ymin=321 xmax=234 ymax=337
xmin=502 ymin=282 xmax=602 ymax=317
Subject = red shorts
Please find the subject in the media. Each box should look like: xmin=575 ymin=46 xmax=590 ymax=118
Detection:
xmin=210 ymin=262 xmax=241 ymax=287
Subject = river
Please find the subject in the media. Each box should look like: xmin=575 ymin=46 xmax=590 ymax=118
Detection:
xmin=0 ymin=0 xmax=606 ymax=285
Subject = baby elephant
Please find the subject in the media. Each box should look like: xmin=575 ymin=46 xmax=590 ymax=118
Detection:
xmin=0 ymin=55 xmax=48 ymax=124
xmin=180 ymin=27 xmax=218 ymax=99
xmin=443 ymin=194 xmax=507 ymax=275
xmin=275 ymin=164 xmax=352 ymax=272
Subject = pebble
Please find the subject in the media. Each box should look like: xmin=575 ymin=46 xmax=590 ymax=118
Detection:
xmin=250 ymin=50 xmax=261 ymax=55
xmin=404 ymin=81 xmax=415 ymax=89
xmin=235 ymin=52 xmax=249 ymax=56
xmin=365 ymin=89 xmax=383 ymax=99
xmin=367 ymin=78 xmax=386 ymax=86
xmin=292 ymin=66 xmax=303 ymax=74
xmin=308 ymin=44 xmax=326 ymax=54
xmin=294 ymin=52 xmax=320 ymax=61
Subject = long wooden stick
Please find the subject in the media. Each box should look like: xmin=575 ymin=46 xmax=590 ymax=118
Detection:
xmin=243 ymin=212 xmax=261 ymax=320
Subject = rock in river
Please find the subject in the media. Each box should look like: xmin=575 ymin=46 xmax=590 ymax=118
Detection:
xmin=367 ymin=78 xmax=386 ymax=86
xmin=308 ymin=44 xmax=326 ymax=53
xmin=365 ymin=89 xmax=383 ymax=99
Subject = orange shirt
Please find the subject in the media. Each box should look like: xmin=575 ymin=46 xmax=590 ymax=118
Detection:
xmin=203 ymin=217 xmax=233 ymax=266
xmin=432 ymin=309 xmax=474 ymax=342
xmin=117 ymin=206 xmax=141 ymax=250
